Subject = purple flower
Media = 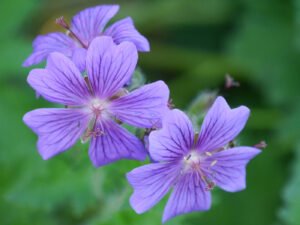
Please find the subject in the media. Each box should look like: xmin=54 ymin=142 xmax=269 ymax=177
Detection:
xmin=127 ymin=97 xmax=261 ymax=222
xmin=23 ymin=36 xmax=168 ymax=167
xmin=23 ymin=5 xmax=149 ymax=71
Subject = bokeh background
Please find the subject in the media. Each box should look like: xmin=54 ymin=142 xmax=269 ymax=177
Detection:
xmin=1 ymin=0 xmax=300 ymax=224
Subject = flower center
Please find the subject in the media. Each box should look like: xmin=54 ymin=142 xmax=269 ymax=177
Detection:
xmin=81 ymin=99 xmax=109 ymax=143
xmin=89 ymin=98 xmax=109 ymax=117
xmin=182 ymin=150 xmax=217 ymax=191
xmin=183 ymin=151 xmax=202 ymax=171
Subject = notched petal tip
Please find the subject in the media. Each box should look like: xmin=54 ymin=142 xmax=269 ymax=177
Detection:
xmin=122 ymin=17 xmax=150 ymax=52
xmin=104 ymin=15 xmax=150 ymax=52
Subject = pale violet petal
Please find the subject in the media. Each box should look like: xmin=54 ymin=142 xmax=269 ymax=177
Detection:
xmin=71 ymin=5 xmax=119 ymax=45
xmin=110 ymin=81 xmax=169 ymax=128
xmin=149 ymin=109 xmax=194 ymax=162
xmin=23 ymin=108 xmax=90 ymax=159
xmin=202 ymin=146 xmax=261 ymax=192
xmin=86 ymin=36 xmax=138 ymax=98
xmin=88 ymin=119 xmax=146 ymax=167
xmin=127 ymin=163 xmax=180 ymax=214
xmin=197 ymin=96 xmax=250 ymax=152
xmin=162 ymin=172 xmax=211 ymax=223
xmin=27 ymin=52 xmax=90 ymax=106
xmin=104 ymin=17 xmax=150 ymax=52
xmin=23 ymin=32 xmax=75 ymax=67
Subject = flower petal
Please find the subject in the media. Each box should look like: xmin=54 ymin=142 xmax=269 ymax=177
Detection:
xmin=86 ymin=36 xmax=138 ymax=98
xmin=149 ymin=109 xmax=194 ymax=162
xmin=162 ymin=172 xmax=211 ymax=223
xmin=104 ymin=17 xmax=150 ymax=52
xmin=88 ymin=119 xmax=146 ymax=167
xmin=197 ymin=96 xmax=250 ymax=152
xmin=71 ymin=5 xmax=119 ymax=45
xmin=71 ymin=47 xmax=87 ymax=72
xmin=202 ymin=147 xmax=261 ymax=192
xmin=23 ymin=108 xmax=90 ymax=160
xmin=23 ymin=32 xmax=75 ymax=67
xmin=110 ymin=81 xmax=169 ymax=128
xmin=127 ymin=163 xmax=180 ymax=214
xmin=27 ymin=52 xmax=90 ymax=106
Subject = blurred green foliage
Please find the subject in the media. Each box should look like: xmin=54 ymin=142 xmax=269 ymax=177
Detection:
xmin=0 ymin=0 xmax=299 ymax=225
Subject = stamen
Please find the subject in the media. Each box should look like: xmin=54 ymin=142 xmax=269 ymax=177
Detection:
xmin=114 ymin=118 xmax=123 ymax=124
xmin=84 ymin=76 xmax=93 ymax=95
xmin=81 ymin=127 xmax=105 ymax=143
xmin=196 ymin=167 xmax=216 ymax=191
xmin=55 ymin=16 xmax=88 ymax=48
xmin=168 ymin=98 xmax=175 ymax=109
xmin=210 ymin=160 xmax=217 ymax=167
xmin=92 ymin=128 xmax=105 ymax=137
xmin=254 ymin=140 xmax=267 ymax=149
xmin=81 ymin=115 xmax=104 ymax=143
xmin=228 ymin=140 xmax=235 ymax=148
xmin=186 ymin=154 xmax=191 ymax=160
xmin=225 ymin=74 xmax=240 ymax=89
xmin=193 ymin=133 xmax=199 ymax=146
xmin=205 ymin=180 xmax=216 ymax=191
xmin=110 ymin=88 xmax=129 ymax=100
xmin=55 ymin=16 xmax=70 ymax=30
xmin=205 ymin=151 xmax=212 ymax=157
xmin=182 ymin=151 xmax=217 ymax=191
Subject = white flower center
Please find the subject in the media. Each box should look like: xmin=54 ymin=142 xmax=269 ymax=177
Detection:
xmin=182 ymin=151 xmax=202 ymax=172
xmin=88 ymin=98 xmax=110 ymax=118
xmin=181 ymin=150 xmax=217 ymax=191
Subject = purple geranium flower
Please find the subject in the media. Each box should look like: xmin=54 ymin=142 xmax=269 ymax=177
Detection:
xmin=127 ymin=97 xmax=261 ymax=222
xmin=23 ymin=5 xmax=149 ymax=71
xmin=23 ymin=36 xmax=168 ymax=167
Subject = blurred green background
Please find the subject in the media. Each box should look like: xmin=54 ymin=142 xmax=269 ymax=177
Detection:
xmin=1 ymin=0 xmax=300 ymax=224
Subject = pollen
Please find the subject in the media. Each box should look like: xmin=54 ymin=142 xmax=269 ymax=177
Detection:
xmin=210 ymin=160 xmax=217 ymax=167
xmin=205 ymin=151 xmax=212 ymax=157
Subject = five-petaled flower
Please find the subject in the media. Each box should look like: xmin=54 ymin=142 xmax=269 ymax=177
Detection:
xmin=23 ymin=5 xmax=149 ymax=71
xmin=23 ymin=36 xmax=169 ymax=167
xmin=127 ymin=97 xmax=261 ymax=222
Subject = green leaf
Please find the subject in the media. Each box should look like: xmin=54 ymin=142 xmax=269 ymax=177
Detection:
xmin=127 ymin=68 xmax=146 ymax=91
xmin=186 ymin=90 xmax=217 ymax=130
xmin=278 ymin=143 xmax=300 ymax=225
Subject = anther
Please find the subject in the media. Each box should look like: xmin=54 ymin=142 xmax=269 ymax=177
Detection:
xmin=168 ymin=99 xmax=175 ymax=109
xmin=186 ymin=154 xmax=192 ymax=160
xmin=55 ymin=16 xmax=70 ymax=30
xmin=200 ymin=174 xmax=216 ymax=191
xmin=93 ymin=128 xmax=105 ymax=137
xmin=228 ymin=140 xmax=235 ymax=148
xmin=205 ymin=180 xmax=216 ymax=191
xmin=225 ymin=74 xmax=240 ymax=89
xmin=84 ymin=76 xmax=93 ymax=95
xmin=205 ymin=152 xmax=212 ymax=157
xmin=210 ymin=160 xmax=217 ymax=167
xmin=110 ymin=88 xmax=129 ymax=100
xmin=83 ymin=128 xmax=105 ymax=139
